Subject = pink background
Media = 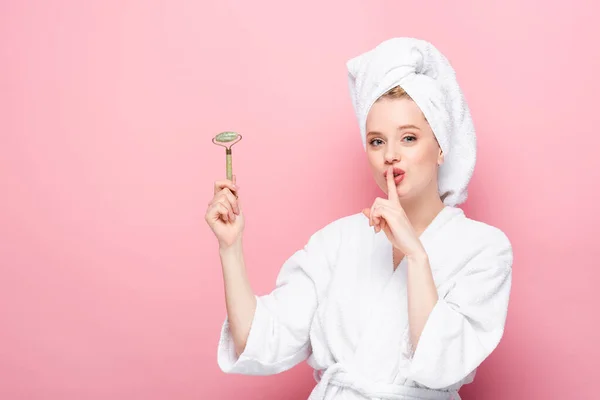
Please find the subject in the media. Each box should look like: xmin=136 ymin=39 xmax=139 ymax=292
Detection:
xmin=1 ymin=1 xmax=598 ymax=399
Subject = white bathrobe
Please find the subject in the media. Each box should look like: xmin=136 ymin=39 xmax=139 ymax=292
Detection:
xmin=217 ymin=206 xmax=513 ymax=400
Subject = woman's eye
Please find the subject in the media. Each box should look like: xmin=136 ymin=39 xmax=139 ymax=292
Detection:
xmin=403 ymin=136 xmax=416 ymax=142
xmin=369 ymin=139 xmax=384 ymax=146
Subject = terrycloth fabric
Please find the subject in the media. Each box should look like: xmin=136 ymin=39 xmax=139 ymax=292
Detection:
xmin=346 ymin=37 xmax=476 ymax=207
xmin=217 ymin=206 xmax=513 ymax=399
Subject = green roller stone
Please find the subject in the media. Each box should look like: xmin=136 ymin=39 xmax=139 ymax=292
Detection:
xmin=214 ymin=131 xmax=239 ymax=143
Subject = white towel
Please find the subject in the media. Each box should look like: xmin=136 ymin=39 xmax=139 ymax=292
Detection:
xmin=347 ymin=37 xmax=476 ymax=206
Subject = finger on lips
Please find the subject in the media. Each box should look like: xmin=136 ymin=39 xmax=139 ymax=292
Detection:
xmin=386 ymin=166 xmax=398 ymax=201
xmin=362 ymin=167 xmax=401 ymax=233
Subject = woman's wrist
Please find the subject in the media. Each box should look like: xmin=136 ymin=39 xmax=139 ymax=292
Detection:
xmin=406 ymin=246 xmax=428 ymax=264
xmin=219 ymin=238 xmax=244 ymax=259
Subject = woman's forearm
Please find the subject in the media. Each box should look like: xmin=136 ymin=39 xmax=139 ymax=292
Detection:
xmin=219 ymin=239 xmax=257 ymax=356
xmin=406 ymin=251 xmax=438 ymax=349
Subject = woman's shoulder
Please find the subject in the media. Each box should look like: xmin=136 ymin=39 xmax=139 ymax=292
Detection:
xmin=308 ymin=212 xmax=370 ymax=241
xmin=445 ymin=208 xmax=513 ymax=260
xmin=459 ymin=212 xmax=510 ymax=246
xmin=304 ymin=212 xmax=372 ymax=245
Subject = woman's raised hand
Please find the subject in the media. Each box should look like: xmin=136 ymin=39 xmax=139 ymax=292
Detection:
xmin=362 ymin=166 xmax=424 ymax=257
xmin=205 ymin=175 xmax=244 ymax=249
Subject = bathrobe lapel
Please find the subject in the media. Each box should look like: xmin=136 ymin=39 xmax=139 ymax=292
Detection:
xmin=351 ymin=206 xmax=461 ymax=381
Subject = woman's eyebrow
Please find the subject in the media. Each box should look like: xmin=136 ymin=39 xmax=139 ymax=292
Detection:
xmin=367 ymin=125 xmax=421 ymax=136
xmin=397 ymin=124 xmax=421 ymax=130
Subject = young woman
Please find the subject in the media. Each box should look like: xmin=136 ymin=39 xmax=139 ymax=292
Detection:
xmin=205 ymin=37 xmax=513 ymax=400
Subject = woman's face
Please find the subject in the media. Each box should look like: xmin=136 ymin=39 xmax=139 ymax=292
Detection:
xmin=365 ymin=97 xmax=443 ymax=202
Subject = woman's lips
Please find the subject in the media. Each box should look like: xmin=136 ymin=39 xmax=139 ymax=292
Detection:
xmin=384 ymin=167 xmax=405 ymax=184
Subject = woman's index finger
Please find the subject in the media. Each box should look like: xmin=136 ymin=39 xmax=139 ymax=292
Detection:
xmin=387 ymin=166 xmax=399 ymax=202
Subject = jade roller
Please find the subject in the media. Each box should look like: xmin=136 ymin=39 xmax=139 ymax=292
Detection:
xmin=212 ymin=131 xmax=242 ymax=181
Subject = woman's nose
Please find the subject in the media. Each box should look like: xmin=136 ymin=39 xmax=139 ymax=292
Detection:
xmin=384 ymin=145 xmax=400 ymax=164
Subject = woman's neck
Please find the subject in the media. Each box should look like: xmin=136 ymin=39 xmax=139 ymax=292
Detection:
xmin=400 ymin=193 xmax=446 ymax=236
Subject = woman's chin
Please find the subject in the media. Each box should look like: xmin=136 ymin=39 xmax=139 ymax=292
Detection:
xmin=395 ymin=186 xmax=414 ymax=201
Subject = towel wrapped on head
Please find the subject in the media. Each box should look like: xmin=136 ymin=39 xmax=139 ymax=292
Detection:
xmin=347 ymin=37 xmax=476 ymax=207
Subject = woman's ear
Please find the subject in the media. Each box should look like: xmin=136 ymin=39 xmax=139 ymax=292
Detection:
xmin=438 ymin=149 xmax=444 ymax=166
